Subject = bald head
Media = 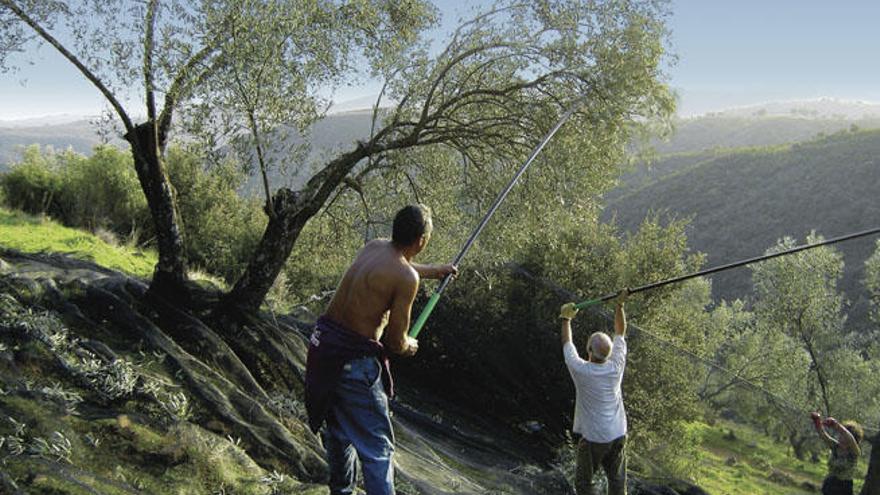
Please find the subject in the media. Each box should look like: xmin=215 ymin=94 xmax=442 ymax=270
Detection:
xmin=588 ymin=332 xmax=613 ymax=363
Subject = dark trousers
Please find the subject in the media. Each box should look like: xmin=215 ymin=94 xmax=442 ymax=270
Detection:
xmin=575 ymin=434 xmax=627 ymax=495
xmin=822 ymin=476 xmax=853 ymax=495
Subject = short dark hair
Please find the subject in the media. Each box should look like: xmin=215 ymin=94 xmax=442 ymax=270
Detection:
xmin=392 ymin=205 xmax=432 ymax=247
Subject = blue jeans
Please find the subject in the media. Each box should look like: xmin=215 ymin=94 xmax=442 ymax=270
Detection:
xmin=323 ymin=356 xmax=395 ymax=495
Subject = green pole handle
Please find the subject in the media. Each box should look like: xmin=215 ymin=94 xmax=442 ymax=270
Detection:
xmin=574 ymin=297 xmax=606 ymax=309
xmin=404 ymin=99 xmax=586 ymax=338
xmin=409 ymin=292 xmax=441 ymax=338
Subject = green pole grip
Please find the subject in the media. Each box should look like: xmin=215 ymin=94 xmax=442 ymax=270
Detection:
xmin=409 ymin=292 xmax=441 ymax=338
xmin=574 ymin=298 xmax=603 ymax=309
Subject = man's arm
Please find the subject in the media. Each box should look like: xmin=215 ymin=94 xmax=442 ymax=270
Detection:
xmin=559 ymin=303 xmax=582 ymax=367
xmin=410 ymin=262 xmax=458 ymax=280
xmin=561 ymin=318 xmax=574 ymax=346
xmin=825 ymin=417 xmax=861 ymax=456
xmin=560 ymin=303 xmax=578 ymax=346
xmin=614 ymin=290 xmax=628 ymax=337
xmin=385 ymin=271 xmax=420 ymax=356
xmin=614 ymin=303 xmax=626 ymax=336
xmin=811 ymin=412 xmax=837 ymax=448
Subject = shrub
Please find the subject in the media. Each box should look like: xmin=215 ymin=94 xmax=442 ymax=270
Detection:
xmin=165 ymin=146 xmax=266 ymax=283
xmin=0 ymin=145 xmax=150 ymax=240
xmin=1 ymin=144 xmax=265 ymax=283
xmin=59 ymin=145 xmax=150 ymax=238
xmin=0 ymin=145 xmax=65 ymax=216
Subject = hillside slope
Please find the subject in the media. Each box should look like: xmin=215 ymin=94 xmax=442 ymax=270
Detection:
xmin=603 ymin=128 xmax=880 ymax=328
xmin=655 ymin=115 xmax=880 ymax=155
xmin=3 ymin=207 xmax=865 ymax=494
xmin=1 ymin=216 xmax=720 ymax=494
xmin=0 ymin=249 xmax=580 ymax=494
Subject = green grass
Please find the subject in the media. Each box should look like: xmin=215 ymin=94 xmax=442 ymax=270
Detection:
xmin=0 ymin=207 xmax=156 ymax=278
xmin=690 ymin=420 xmax=868 ymax=495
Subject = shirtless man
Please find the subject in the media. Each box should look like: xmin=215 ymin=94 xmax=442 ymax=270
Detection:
xmin=305 ymin=204 xmax=456 ymax=495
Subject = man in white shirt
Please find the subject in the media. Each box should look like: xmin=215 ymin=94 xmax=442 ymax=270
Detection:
xmin=559 ymin=290 xmax=628 ymax=495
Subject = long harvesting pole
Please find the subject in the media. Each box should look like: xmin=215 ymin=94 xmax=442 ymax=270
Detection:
xmin=409 ymin=101 xmax=585 ymax=337
xmin=573 ymin=226 xmax=880 ymax=309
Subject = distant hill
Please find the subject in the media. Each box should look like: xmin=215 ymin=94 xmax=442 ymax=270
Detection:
xmin=0 ymin=112 xmax=378 ymax=189
xmin=652 ymin=98 xmax=880 ymax=154
xmin=655 ymin=115 xmax=880 ymax=155
xmin=0 ymin=119 xmax=106 ymax=166
xmin=603 ymin=128 xmax=880 ymax=330
xmin=5 ymin=98 xmax=880 ymax=177
xmin=706 ymin=97 xmax=880 ymax=120
xmin=246 ymin=110 xmax=376 ymax=193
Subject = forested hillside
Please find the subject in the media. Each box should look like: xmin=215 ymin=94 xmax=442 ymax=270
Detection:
xmin=604 ymin=128 xmax=880 ymax=330
xmin=655 ymin=115 xmax=880 ymax=154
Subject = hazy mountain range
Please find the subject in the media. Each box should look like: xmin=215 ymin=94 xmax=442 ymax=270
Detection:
xmin=2 ymin=99 xmax=880 ymax=329
xmin=3 ymin=97 xmax=880 ymax=168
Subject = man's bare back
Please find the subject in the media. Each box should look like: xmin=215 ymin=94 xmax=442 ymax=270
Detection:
xmin=325 ymin=239 xmax=420 ymax=354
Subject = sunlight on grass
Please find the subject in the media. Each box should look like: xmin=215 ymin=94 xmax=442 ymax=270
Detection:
xmin=692 ymin=420 xmax=868 ymax=495
xmin=0 ymin=208 xmax=156 ymax=278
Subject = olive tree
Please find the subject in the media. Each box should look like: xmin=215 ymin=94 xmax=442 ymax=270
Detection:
xmin=1 ymin=0 xmax=676 ymax=313
xmin=752 ymin=233 xmax=847 ymax=415
xmin=861 ymin=240 xmax=880 ymax=495
xmin=0 ymin=0 xmax=434 ymax=298
xmin=750 ymin=233 xmax=880 ymax=459
xmin=222 ymin=0 xmax=677 ymax=310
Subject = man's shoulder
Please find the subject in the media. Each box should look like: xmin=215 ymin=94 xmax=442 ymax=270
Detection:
xmin=363 ymin=238 xmax=391 ymax=251
xmin=397 ymin=262 xmax=420 ymax=288
xmin=362 ymin=241 xmax=418 ymax=287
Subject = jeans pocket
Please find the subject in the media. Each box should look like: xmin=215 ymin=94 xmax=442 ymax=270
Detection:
xmin=362 ymin=358 xmax=381 ymax=387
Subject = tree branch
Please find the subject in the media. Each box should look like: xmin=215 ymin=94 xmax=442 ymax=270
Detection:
xmin=418 ymin=42 xmax=517 ymax=128
xmin=0 ymin=0 xmax=134 ymax=134
xmin=144 ymin=0 xmax=158 ymax=124
xmin=157 ymin=37 xmax=228 ymax=140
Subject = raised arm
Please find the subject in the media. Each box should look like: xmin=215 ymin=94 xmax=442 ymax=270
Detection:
xmin=811 ymin=412 xmax=837 ymax=448
xmin=384 ymin=271 xmax=420 ymax=356
xmin=410 ymin=262 xmax=458 ymax=280
xmin=614 ymin=289 xmax=628 ymax=337
xmin=560 ymin=303 xmax=578 ymax=347
xmin=825 ymin=417 xmax=861 ymax=456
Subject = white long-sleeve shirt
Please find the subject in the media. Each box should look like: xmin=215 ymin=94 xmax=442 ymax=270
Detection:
xmin=563 ymin=335 xmax=627 ymax=443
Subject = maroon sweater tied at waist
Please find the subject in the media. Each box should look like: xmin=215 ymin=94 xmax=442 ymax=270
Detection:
xmin=304 ymin=315 xmax=393 ymax=433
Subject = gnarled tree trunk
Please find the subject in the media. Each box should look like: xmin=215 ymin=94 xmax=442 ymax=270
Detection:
xmin=125 ymin=122 xmax=188 ymax=299
xmin=223 ymin=188 xmax=310 ymax=311
xmin=223 ymin=143 xmax=370 ymax=312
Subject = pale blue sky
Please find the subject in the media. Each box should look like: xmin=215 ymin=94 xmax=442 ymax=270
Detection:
xmin=668 ymin=0 xmax=880 ymax=114
xmin=2 ymin=0 xmax=879 ymax=120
